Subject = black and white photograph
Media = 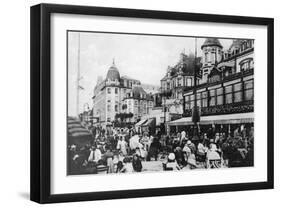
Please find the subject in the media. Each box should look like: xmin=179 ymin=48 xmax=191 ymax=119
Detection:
xmin=28 ymin=2 xmax=274 ymax=204
xmin=67 ymin=31 xmax=254 ymax=176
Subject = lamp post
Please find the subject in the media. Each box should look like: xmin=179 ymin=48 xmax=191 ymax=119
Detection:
xmin=160 ymin=87 xmax=170 ymax=135
xmin=192 ymin=38 xmax=200 ymax=140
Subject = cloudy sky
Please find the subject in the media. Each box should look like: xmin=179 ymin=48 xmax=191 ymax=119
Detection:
xmin=68 ymin=31 xmax=233 ymax=116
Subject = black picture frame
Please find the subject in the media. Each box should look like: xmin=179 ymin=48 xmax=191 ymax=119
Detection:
xmin=30 ymin=3 xmax=274 ymax=204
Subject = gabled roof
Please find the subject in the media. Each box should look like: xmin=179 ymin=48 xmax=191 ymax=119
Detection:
xmin=121 ymin=75 xmax=139 ymax=81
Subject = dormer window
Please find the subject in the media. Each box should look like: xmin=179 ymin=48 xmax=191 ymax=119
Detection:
xmin=239 ymin=58 xmax=254 ymax=71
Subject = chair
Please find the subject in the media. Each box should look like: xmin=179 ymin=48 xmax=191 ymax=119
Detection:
xmin=208 ymin=159 xmax=222 ymax=168
xmin=162 ymin=163 xmax=173 ymax=171
xmin=97 ymin=165 xmax=109 ymax=174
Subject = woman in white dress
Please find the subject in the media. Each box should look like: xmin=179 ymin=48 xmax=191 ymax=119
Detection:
xmin=117 ymin=136 xmax=128 ymax=156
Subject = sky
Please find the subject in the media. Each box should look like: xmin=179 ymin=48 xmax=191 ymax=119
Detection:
xmin=68 ymin=31 xmax=233 ymax=116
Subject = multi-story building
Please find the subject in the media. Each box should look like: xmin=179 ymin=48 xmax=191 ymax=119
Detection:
xmin=92 ymin=60 xmax=140 ymax=125
xmin=160 ymin=52 xmax=201 ymax=115
xmin=92 ymin=60 xmax=158 ymax=126
xmin=168 ymin=38 xmax=254 ymax=136
xmin=123 ymin=85 xmax=154 ymax=123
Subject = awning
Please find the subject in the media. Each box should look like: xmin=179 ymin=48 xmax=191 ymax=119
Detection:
xmin=67 ymin=117 xmax=92 ymax=138
xmin=200 ymin=112 xmax=254 ymax=125
xmin=168 ymin=117 xmax=192 ymax=126
xmin=168 ymin=112 xmax=254 ymax=126
xmin=142 ymin=118 xmax=155 ymax=127
xmin=135 ymin=119 xmax=147 ymax=126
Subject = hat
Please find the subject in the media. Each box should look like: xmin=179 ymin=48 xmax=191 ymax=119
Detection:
xmin=175 ymin=146 xmax=181 ymax=151
xmin=187 ymin=140 xmax=192 ymax=145
xmin=168 ymin=153 xmax=175 ymax=160
xmin=210 ymin=144 xmax=217 ymax=151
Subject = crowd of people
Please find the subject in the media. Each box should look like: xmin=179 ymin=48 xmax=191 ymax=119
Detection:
xmin=68 ymin=125 xmax=254 ymax=175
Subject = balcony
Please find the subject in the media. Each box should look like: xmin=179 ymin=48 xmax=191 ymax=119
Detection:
xmin=183 ymin=100 xmax=254 ymax=117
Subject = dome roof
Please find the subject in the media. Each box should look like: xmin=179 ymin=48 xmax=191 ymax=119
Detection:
xmin=201 ymin=38 xmax=222 ymax=49
xmin=106 ymin=60 xmax=120 ymax=81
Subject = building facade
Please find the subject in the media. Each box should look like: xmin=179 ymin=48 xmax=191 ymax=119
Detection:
xmin=92 ymin=60 xmax=158 ymax=126
xmin=158 ymin=52 xmax=201 ymax=128
xmin=168 ymin=38 xmax=254 ymax=135
xmin=123 ymin=85 xmax=154 ymax=123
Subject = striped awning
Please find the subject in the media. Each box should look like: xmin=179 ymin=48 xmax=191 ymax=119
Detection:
xmin=135 ymin=119 xmax=147 ymax=126
xmin=142 ymin=118 xmax=155 ymax=127
xmin=67 ymin=117 xmax=92 ymax=137
xmin=168 ymin=112 xmax=254 ymax=126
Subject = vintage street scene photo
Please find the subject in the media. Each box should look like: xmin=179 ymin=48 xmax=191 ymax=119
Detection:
xmin=67 ymin=31 xmax=254 ymax=175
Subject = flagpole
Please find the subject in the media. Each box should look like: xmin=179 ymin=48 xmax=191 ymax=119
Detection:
xmin=76 ymin=33 xmax=81 ymax=118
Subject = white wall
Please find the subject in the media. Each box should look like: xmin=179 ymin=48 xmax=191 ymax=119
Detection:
xmin=0 ymin=0 xmax=279 ymax=206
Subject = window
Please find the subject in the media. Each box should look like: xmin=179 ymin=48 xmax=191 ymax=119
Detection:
xmin=225 ymin=85 xmax=233 ymax=104
xmin=143 ymin=104 xmax=147 ymax=114
xmin=115 ymin=88 xmax=118 ymax=94
xmin=107 ymin=117 xmax=111 ymax=122
xmin=185 ymin=96 xmax=190 ymax=110
xmin=209 ymin=89 xmax=216 ymax=106
xmin=240 ymin=58 xmax=254 ymax=71
xmin=233 ymin=83 xmax=242 ymax=103
xmin=167 ymin=82 xmax=170 ymax=90
xmin=241 ymin=62 xmax=249 ymax=71
xmin=204 ymin=53 xmax=208 ymax=64
xmin=250 ymin=60 xmax=254 ymax=69
xmin=115 ymin=105 xmax=118 ymax=112
xmin=196 ymin=93 xmax=201 ymax=107
xmin=216 ymin=88 xmax=223 ymax=105
xmin=202 ymin=91 xmax=208 ymax=107
xmin=178 ymin=78 xmax=181 ymax=87
xmin=107 ymin=88 xmax=111 ymax=94
xmin=187 ymin=78 xmax=192 ymax=86
xmin=244 ymin=80 xmax=254 ymax=101
xmin=107 ymin=104 xmax=111 ymax=112
xmin=211 ymin=52 xmax=215 ymax=63
xmin=190 ymin=95 xmax=195 ymax=109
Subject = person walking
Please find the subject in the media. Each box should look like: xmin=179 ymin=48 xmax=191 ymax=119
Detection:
xmin=104 ymin=147 xmax=114 ymax=173
xmin=117 ymin=136 xmax=128 ymax=156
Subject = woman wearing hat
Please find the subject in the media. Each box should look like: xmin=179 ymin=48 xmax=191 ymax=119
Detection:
xmin=164 ymin=153 xmax=181 ymax=171
xmin=183 ymin=141 xmax=197 ymax=169
xmin=206 ymin=144 xmax=221 ymax=168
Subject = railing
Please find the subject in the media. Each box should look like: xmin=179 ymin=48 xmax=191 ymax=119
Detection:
xmin=183 ymin=100 xmax=254 ymax=117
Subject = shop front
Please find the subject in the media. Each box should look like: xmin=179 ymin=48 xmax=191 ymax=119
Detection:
xmin=167 ymin=112 xmax=254 ymax=138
